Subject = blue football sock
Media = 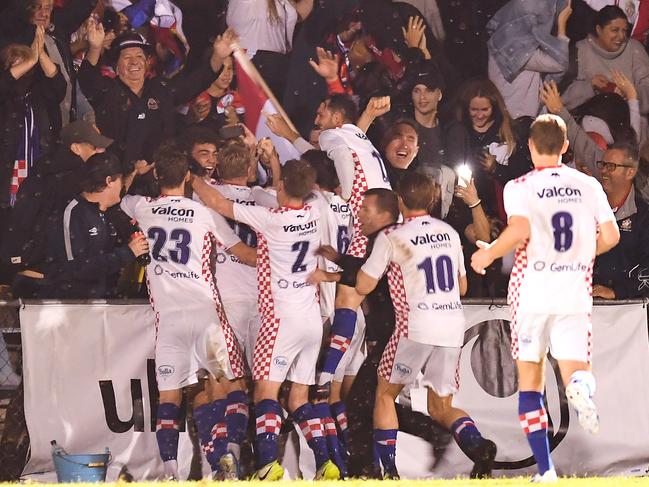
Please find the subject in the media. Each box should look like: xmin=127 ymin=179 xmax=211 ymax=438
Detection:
xmin=330 ymin=401 xmax=350 ymax=456
xmin=254 ymin=399 xmax=283 ymax=468
xmin=313 ymin=402 xmax=347 ymax=476
xmin=225 ymin=390 xmax=249 ymax=454
xmin=320 ymin=309 xmax=357 ymax=375
xmin=293 ymin=403 xmax=330 ymax=469
xmin=156 ymin=403 xmax=180 ymax=462
xmin=519 ymin=391 xmax=554 ymax=475
xmin=193 ymin=400 xmax=227 ymax=472
xmin=374 ymin=428 xmax=398 ymax=475
xmin=450 ymin=416 xmax=485 ymax=459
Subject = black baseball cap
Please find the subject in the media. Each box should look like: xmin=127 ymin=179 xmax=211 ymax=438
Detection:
xmin=60 ymin=121 xmax=113 ymax=148
xmin=109 ymin=30 xmax=152 ymax=61
xmin=410 ymin=69 xmax=445 ymax=92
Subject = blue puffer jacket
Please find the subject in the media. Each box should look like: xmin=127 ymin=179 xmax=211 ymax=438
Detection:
xmin=487 ymin=0 xmax=569 ymax=82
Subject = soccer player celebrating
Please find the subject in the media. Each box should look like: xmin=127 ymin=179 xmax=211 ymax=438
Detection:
xmin=315 ymin=94 xmax=392 ymax=393
xmin=354 ymin=173 xmax=497 ymax=480
xmin=471 ymin=114 xmax=620 ymax=482
xmin=120 ymin=143 xmax=253 ymax=480
xmin=193 ymin=159 xmax=341 ymax=480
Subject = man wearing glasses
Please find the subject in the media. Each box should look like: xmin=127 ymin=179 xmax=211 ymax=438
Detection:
xmin=592 ymin=143 xmax=649 ymax=300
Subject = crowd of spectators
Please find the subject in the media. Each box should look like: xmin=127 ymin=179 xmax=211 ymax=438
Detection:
xmin=0 ymin=0 xmax=648 ymax=302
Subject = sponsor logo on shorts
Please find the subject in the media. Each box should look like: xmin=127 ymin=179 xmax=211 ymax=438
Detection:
xmin=394 ymin=363 xmax=412 ymax=376
xmin=273 ymin=356 xmax=288 ymax=368
xmin=158 ymin=365 xmax=175 ymax=377
xmin=520 ymin=334 xmax=533 ymax=345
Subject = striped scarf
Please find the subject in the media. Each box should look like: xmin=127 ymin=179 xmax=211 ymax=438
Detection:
xmin=10 ymin=96 xmax=39 ymax=206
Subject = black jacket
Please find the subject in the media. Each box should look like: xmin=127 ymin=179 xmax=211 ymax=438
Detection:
xmin=0 ymin=0 xmax=98 ymax=126
xmin=78 ymin=60 xmax=219 ymax=168
xmin=40 ymin=196 xmax=134 ymax=299
xmin=1 ymin=146 xmax=85 ymax=272
xmin=0 ymin=68 xmax=67 ymax=207
xmin=594 ymin=191 xmax=649 ymax=300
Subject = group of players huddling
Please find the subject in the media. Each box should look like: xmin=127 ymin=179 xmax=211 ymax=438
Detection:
xmin=122 ymin=88 xmax=620 ymax=482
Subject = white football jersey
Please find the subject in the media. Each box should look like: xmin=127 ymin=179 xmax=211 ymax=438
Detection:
xmin=233 ymin=203 xmax=322 ymax=319
xmin=307 ymin=190 xmax=353 ymax=319
xmin=362 ymin=215 xmax=466 ymax=347
xmin=120 ymin=195 xmax=240 ymax=313
xmin=319 ymin=123 xmax=392 ymax=257
xmin=194 ymin=182 xmax=275 ymax=304
xmin=504 ymin=165 xmax=616 ymax=315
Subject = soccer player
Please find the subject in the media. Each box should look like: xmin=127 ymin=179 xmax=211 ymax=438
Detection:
xmin=193 ymin=159 xmax=341 ymax=480
xmin=354 ymin=173 xmax=497 ymax=480
xmin=315 ymin=94 xmax=392 ymax=393
xmin=120 ymin=143 xmax=254 ymax=480
xmin=471 ymin=114 xmax=620 ymax=482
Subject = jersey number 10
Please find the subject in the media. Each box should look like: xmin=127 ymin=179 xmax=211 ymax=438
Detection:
xmin=417 ymin=255 xmax=454 ymax=293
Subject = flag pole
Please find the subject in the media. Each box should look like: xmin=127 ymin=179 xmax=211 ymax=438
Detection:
xmin=232 ymin=45 xmax=299 ymax=134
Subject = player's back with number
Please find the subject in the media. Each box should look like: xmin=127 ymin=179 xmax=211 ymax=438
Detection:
xmin=234 ymin=202 xmax=321 ymax=317
xmin=505 ymin=165 xmax=613 ymax=314
xmin=121 ymin=195 xmax=238 ymax=312
xmin=370 ymin=216 xmax=465 ymax=346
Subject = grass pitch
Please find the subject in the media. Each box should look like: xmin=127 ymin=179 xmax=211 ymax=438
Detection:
xmin=7 ymin=479 xmax=649 ymax=486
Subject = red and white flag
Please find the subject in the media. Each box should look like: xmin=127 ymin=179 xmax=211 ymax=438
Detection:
xmin=233 ymin=51 xmax=301 ymax=164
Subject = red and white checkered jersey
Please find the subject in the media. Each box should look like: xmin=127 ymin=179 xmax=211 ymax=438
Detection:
xmin=121 ymin=195 xmax=240 ymax=313
xmin=319 ymin=124 xmax=391 ymax=257
xmin=319 ymin=124 xmax=391 ymax=201
xmin=504 ymin=165 xmax=616 ymax=314
xmin=308 ymin=190 xmax=352 ymax=319
xmin=361 ymin=215 xmax=466 ymax=347
xmin=233 ymin=203 xmax=322 ymax=318
xmin=194 ymin=182 xmax=275 ymax=304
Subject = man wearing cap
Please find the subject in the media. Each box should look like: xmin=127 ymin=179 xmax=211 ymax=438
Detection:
xmin=1 ymin=120 xmax=113 ymax=297
xmin=39 ymin=152 xmax=149 ymax=299
xmin=78 ymin=17 xmax=238 ymax=191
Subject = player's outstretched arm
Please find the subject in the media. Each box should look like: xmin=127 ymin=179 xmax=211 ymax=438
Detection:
xmin=229 ymin=242 xmax=257 ymax=267
xmin=192 ymin=175 xmax=235 ymax=219
xmin=596 ymin=220 xmax=620 ymax=255
xmin=471 ymin=215 xmax=530 ymax=275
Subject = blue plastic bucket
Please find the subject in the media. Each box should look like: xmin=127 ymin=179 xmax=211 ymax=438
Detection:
xmin=52 ymin=448 xmax=110 ymax=483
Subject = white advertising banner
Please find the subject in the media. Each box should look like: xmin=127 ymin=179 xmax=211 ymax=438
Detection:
xmin=20 ymin=303 xmax=649 ymax=480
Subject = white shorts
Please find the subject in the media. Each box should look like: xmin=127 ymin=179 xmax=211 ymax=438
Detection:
xmin=252 ymin=307 xmax=323 ymax=385
xmin=222 ymin=299 xmax=261 ymax=372
xmin=378 ymin=335 xmax=461 ymax=397
xmin=333 ymin=309 xmax=367 ymax=381
xmin=512 ymin=312 xmax=592 ymax=363
xmin=156 ymin=307 xmax=245 ymax=391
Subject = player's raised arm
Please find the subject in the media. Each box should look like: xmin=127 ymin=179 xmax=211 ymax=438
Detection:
xmin=595 ymin=220 xmax=620 ymax=255
xmin=192 ymin=175 xmax=235 ymax=219
xmin=471 ymin=215 xmax=530 ymax=275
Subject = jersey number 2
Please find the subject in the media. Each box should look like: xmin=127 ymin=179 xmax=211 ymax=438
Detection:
xmin=148 ymin=227 xmax=191 ymax=264
xmin=417 ymin=255 xmax=454 ymax=293
xmin=291 ymin=241 xmax=310 ymax=273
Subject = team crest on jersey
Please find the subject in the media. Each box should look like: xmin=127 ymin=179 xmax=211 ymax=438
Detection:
xmin=620 ymin=218 xmax=632 ymax=231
